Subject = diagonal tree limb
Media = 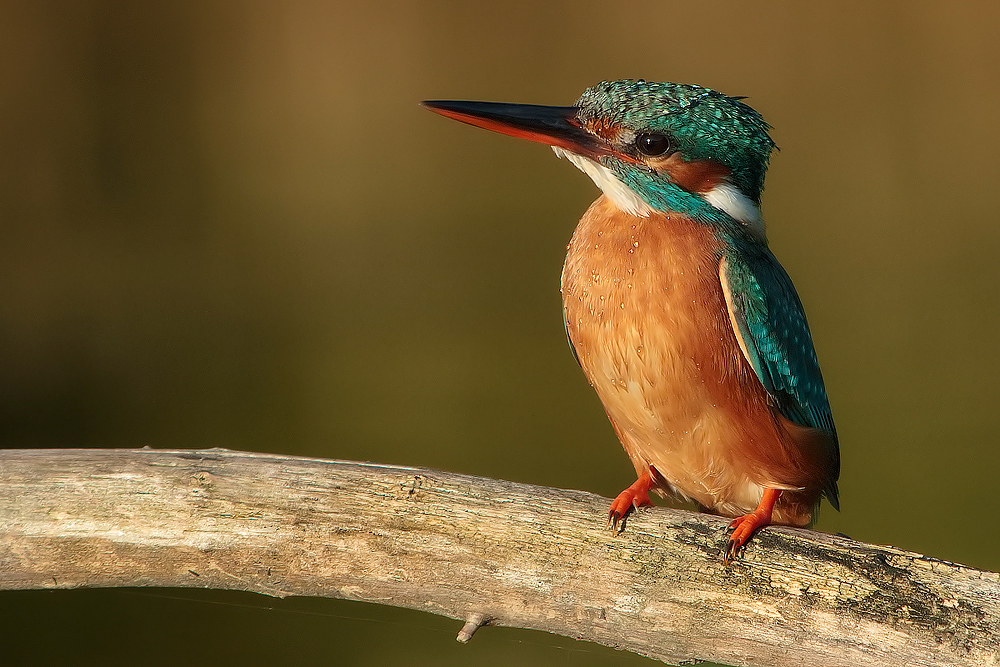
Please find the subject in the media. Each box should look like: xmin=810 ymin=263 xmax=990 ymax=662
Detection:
xmin=0 ymin=448 xmax=997 ymax=667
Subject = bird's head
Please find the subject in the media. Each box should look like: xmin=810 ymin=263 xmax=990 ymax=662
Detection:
xmin=423 ymin=79 xmax=776 ymax=240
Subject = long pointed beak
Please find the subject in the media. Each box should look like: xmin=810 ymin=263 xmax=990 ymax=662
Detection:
xmin=421 ymin=100 xmax=605 ymax=158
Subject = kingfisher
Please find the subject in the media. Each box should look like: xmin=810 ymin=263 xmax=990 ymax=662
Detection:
xmin=422 ymin=80 xmax=840 ymax=561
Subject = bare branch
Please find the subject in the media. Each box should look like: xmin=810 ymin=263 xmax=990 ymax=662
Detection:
xmin=1 ymin=448 xmax=996 ymax=666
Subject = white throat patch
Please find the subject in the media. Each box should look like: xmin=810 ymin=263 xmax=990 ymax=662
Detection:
xmin=551 ymin=147 xmax=655 ymax=217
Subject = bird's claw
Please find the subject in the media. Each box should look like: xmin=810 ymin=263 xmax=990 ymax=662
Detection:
xmin=608 ymin=509 xmax=624 ymax=535
xmin=720 ymin=488 xmax=781 ymax=564
xmin=607 ymin=484 xmax=653 ymax=535
xmin=608 ymin=507 xmax=641 ymax=535
xmin=722 ymin=511 xmax=767 ymax=564
xmin=722 ymin=535 xmax=744 ymax=565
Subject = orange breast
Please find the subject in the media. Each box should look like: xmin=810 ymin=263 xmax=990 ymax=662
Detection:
xmin=560 ymin=195 xmax=823 ymax=525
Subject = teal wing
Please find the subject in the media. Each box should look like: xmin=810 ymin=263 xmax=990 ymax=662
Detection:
xmin=720 ymin=246 xmax=840 ymax=508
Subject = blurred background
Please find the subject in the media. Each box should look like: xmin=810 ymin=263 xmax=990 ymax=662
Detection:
xmin=2 ymin=1 xmax=999 ymax=665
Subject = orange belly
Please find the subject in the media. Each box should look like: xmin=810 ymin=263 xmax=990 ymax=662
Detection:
xmin=560 ymin=196 xmax=824 ymax=526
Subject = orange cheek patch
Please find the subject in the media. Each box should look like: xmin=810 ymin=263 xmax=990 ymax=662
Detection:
xmin=653 ymin=155 xmax=731 ymax=194
xmin=584 ymin=117 xmax=618 ymax=142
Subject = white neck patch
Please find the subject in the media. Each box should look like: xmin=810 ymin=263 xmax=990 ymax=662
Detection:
xmin=702 ymin=182 xmax=767 ymax=241
xmin=551 ymin=147 xmax=655 ymax=217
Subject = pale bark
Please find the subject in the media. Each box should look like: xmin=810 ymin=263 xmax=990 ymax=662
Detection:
xmin=0 ymin=448 xmax=997 ymax=667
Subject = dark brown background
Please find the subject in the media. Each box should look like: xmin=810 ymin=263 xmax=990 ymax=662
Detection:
xmin=2 ymin=2 xmax=998 ymax=665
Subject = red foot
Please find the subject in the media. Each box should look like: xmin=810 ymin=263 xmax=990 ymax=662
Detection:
xmin=609 ymin=469 xmax=656 ymax=534
xmin=724 ymin=488 xmax=781 ymax=564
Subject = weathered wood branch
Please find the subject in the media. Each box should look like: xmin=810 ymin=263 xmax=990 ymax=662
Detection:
xmin=0 ymin=448 xmax=996 ymax=666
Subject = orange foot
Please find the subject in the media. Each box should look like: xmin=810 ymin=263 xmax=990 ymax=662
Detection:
xmin=609 ymin=469 xmax=656 ymax=535
xmin=724 ymin=488 xmax=782 ymax=564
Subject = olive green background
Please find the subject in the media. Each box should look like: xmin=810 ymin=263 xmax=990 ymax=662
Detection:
xmin=2 ymin=2 xmax=999 ymax=665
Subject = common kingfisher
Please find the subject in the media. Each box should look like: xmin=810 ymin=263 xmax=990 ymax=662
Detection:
xmin=423 ymin=80 xmax=840 ymax=561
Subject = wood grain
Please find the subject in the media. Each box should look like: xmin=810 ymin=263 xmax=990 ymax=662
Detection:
xmin=0 ymin=448 xmax=997 ymax=666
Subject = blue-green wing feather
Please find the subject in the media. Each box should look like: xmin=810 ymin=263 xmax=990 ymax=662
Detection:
xmin=721 ymin=245 xmax=840 ymax=507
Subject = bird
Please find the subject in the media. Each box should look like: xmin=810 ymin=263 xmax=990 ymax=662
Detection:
xmin=422 ymin=79 xmax=839 ymax=562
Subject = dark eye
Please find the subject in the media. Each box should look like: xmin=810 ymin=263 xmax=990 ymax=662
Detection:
xmin=635 ymin=132 xmax=671 ymax=156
